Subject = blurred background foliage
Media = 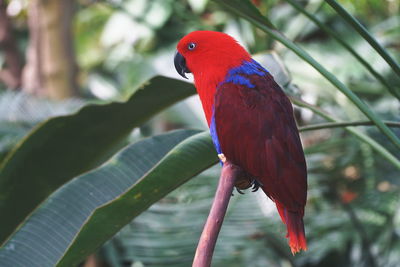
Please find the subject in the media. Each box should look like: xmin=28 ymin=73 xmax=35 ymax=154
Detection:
xmin=0 ymin=0 xmax=399 ymax=266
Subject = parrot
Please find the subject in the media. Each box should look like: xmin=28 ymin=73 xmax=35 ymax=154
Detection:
xmin=174 ymin=31 xmax=307 ymax=254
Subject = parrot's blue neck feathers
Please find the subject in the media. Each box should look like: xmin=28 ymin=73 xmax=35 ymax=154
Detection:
xmin=221 ymin=59 xmax=268 ymax=88
xmin=224 ymin=75 xmax=255 ymax=88
xmin=229 ymin=59 xmax=267 ymax=76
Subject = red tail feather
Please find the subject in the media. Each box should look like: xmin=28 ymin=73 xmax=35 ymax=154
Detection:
xmin=276 ymin=202 xmax=307 ymax=254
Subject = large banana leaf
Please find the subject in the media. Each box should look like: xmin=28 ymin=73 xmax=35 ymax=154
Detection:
xmin=0 ymin=130 xmax=217 ymax=267
xmin=0 ymin=91 xmax=85 ymax=162
xmin=0 ymin=76 xmax=196 ymax=244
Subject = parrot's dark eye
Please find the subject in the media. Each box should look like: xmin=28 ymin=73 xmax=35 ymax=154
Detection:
xmin=188 ymin=42 xmax=196 ymax=51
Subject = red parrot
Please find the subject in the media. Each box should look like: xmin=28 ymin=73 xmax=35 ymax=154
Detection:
xmin=174 ymin=31 xmax=307 ymax=254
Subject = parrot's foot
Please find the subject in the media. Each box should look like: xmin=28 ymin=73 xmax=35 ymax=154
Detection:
xmin=251 ymin=180 xmax=263 ymax=192
xmin=233 ymin=180 xmax=261 ymax=195
xmin=236 ymin=188 xmax=245 ymax=195
xmin=218 ymin=153 xmax=226 ymax=163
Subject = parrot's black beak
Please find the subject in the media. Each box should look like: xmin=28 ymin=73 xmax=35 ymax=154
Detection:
xmin=174 ymin=51 xmax=191 ymax=79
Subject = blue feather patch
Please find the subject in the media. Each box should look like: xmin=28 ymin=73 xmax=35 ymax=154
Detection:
xmin=224 ymin=75 xmax=255 ymax=88
xmin=210 ymin=107 xmax=222 ymax=155
xmin=220 ymin=59 xmax=268 ymax=88
xmin=228 ymin=59 xmax=267 ymax=77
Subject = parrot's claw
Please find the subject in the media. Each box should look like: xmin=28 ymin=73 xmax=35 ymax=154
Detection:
xmin=236 ymin=188 xmax=245 ymax=195
xmin=251 ymin=180 xmax=263 ymax=192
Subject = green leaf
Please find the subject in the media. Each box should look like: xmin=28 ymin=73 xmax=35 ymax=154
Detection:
xmin=325 ymin=0 xmax=400 ymax=77
xmin=0 ymin=76 xmax=196 ymax=244
xmin=213 ymin=0 xmax=400 ymax=150
xmin=291 ymin=97 xmax=400 ymax=170
xmin=284 ymin=0 xmax=400 ymax=99
xmin=0 ymin=130 xmax=218 ymax=267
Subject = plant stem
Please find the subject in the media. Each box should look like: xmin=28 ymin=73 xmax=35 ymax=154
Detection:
xmin=291 ymin=96 xmax=400 ymax=169
xmin=193 ymin=161 xmax=240 ymax=267
xmin=325 ymin=0 xmax=400 ymax=77
xmin=299 ymin=120 xmax=400 ymax=132
xmin=284 ymin=0 xmax=400 ymax=99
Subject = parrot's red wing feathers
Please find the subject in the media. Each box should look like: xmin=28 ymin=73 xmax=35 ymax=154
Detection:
xmin=214 ymin=73 xmax=307 ymax=253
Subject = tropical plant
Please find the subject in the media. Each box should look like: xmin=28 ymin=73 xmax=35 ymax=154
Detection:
xmin=0 ymin=0 xmax=399 ymax=266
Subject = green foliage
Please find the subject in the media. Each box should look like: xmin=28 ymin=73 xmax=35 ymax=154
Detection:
xmin=0 ymin=76 xmax=195 ymax=244
xmin=326 ymin=0 xmax=400 ymax=77
xmin=284 ymin=0 xmax=400 ymax=99
xmin=0 ymin=130 xmax=217 ymax=266
xmin=0 ymin=91 xmax=85 ymax=162
xmin=0 ymin=0 xmax=399 ymax=266
xmin=291 ymin=97 xmax=400 ymax=169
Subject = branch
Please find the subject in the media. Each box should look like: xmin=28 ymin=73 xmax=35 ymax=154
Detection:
xmin=193 ymin=161 xmax=241 ymax=267
xmin=299 ymin=120 xmax=400 ymax=132
xmin=291 ymin=96 xmax=400 ymax=169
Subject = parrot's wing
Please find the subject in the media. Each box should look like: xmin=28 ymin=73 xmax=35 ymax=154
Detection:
xmin=214 ymin=72 xmax=307 ymax=212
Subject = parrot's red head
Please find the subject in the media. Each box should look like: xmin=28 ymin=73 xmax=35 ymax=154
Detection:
xmin=174 ymin=31 xmax=251 ymax=124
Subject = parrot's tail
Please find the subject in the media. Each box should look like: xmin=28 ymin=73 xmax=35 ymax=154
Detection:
xmin=276 ymin=201 xmax=307 ymax=255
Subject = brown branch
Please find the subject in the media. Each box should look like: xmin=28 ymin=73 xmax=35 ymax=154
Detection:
xmin=193 ymin=161 xmax=241 ymax=267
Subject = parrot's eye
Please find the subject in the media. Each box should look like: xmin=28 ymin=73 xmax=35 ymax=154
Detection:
xmin=188 ymin=42 xmax=196 ymax=51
